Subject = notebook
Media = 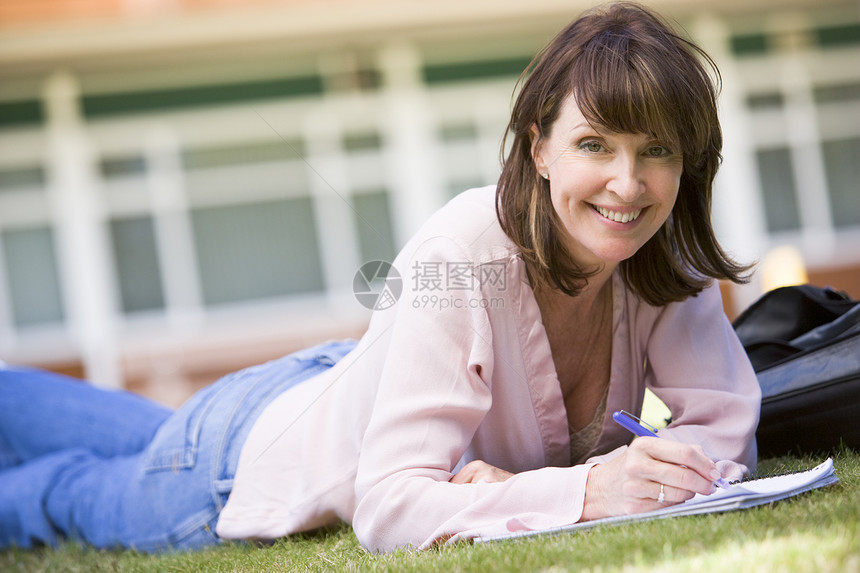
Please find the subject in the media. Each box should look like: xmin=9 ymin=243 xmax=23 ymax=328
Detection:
xmin=476 ymin=458 xmax=839 ymax=543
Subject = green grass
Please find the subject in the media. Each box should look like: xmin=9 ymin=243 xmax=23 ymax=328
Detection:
xmin=3 ymin=449 xmax=858 ymax=572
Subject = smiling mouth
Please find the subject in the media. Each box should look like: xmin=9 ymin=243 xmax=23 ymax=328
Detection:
xmin=593 ymin=205 xmax=643 ymax=224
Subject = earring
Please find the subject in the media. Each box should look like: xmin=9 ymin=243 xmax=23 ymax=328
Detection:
xmin=541 ymin=172 xmax=550 ymax=180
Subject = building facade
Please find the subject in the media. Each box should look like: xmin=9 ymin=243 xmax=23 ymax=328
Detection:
xmin=1 ymin=0 xmax=858 ymax=404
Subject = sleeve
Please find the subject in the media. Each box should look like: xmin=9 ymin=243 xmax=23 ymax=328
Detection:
xmin=645 ymin=282 xmax=761 ymax=474
xmin=351 ymin=237 xmax=591 ymax=552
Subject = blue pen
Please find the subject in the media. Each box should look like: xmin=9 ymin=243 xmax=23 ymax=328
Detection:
xmin=612 ymin=410 xmax=732 ymax=488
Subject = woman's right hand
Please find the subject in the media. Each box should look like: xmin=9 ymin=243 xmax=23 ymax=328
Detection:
xmin=449 ymin=460 xmax=514 ymax=485
xmin=581 ymin=437 xmax=723 ymax=520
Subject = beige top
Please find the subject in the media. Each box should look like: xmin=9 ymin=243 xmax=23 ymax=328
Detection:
xmin=570 ymin=387 xmax=609 ymax=465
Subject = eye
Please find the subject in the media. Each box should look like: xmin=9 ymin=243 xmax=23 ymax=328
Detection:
xmin=645 ymin=145 xmax=673 ymax=158
xmin=579 ymin=140 xmax=605 ymax=153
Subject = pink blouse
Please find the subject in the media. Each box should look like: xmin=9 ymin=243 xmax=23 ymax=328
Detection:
xmin=215 ymin=186 xmax=761 ymax=552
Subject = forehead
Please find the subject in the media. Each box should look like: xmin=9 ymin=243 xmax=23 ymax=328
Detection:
xmin=572 ymin=89 xmax=682 ymax=147
xmin=550 ymin=93 xmax=670 ymax=142
xmin=552 ymin=94 xmax=591 ymax=132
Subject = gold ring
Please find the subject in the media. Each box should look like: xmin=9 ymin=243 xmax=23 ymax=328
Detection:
xmin=657 ymin=483 xmax=665 ymax=503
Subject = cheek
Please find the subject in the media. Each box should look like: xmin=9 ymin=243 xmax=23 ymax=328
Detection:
xmin=665 ymin=184 xmax=680 ymax=210
xmin=654 ymin=167 xmax=682 ymax=207
xmin=551 ymin=167 xmax=602 ymax=203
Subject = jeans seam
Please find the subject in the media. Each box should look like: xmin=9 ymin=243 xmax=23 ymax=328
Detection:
xmin=142 ymin=380 xmax=235 ymax=473
xmin=170 ymin=507 xmax=220 ymax=547
xmin=208 ymin=361 xmax=331 ymax=511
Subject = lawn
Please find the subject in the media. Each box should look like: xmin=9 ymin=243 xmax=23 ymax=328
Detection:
xmin=2 ymin=448 xmax=858 ymax=573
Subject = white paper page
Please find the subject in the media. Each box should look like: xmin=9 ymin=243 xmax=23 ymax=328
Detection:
xmin=475 ymin=458 xmax=836 ymax=543
xmin=673 ymin=457 xmax=835 ymax=508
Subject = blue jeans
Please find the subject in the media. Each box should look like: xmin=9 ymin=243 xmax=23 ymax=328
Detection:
xmin=0 ymin=340 xmax=356 ymax=552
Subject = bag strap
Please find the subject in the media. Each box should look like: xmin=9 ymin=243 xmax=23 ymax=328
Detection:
xmin=733 ymin=284 xmax=857 ymax=347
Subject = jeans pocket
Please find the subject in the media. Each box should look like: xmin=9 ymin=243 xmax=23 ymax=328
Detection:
xmin=141 ymin=380 xmax=233 ymax=473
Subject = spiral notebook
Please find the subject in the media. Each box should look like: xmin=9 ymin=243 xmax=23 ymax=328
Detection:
xmin=476 ymin=458 xmax=839 ymax=543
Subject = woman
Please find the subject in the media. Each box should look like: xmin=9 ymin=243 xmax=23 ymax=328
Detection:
xmin=0 ymin=2 xmax=760 ymax=553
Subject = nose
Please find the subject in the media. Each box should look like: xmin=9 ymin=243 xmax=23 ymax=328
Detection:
xmin=606 ymin=154 xmax=645 ymax=202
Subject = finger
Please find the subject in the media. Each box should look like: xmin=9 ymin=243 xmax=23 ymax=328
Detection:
xmin=628 ymin=443 xmax=719 ymax=497
xmin=667 ymin=464 xmax=719 ymax=496
xmin=488 ymin=467 xmax=514 ymax=483
xmin=634 ymin=438 xmax=722 ymax=488
xmin=449 ymin=460 xmax=483 ymax=484
xmin=450 ymin=460 xmax=513 ymax=484
xmin=652 ymin=481 xmax=697 ymax=505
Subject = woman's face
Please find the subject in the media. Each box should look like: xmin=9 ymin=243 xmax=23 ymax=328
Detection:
xmin=532 ymin=95 xmax=683 ymax=270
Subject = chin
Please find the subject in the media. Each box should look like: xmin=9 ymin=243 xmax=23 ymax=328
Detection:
xmin=591 ymin=245 xmax=643 ymax=265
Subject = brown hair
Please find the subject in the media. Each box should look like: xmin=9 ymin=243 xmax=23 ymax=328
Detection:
xmin=496 ymin=2 xmax=751 ymax=306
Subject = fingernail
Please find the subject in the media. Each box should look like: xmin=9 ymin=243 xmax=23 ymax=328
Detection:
xmin=709 ymin=469 xmax=722 ymax=481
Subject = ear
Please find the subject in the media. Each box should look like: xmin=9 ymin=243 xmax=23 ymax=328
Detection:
xmin=529 ymin=124 xmax=547 ymax=177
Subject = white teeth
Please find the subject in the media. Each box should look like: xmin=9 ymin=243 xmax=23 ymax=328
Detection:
xmin=595 ymin=206 xmax=642 ymax=223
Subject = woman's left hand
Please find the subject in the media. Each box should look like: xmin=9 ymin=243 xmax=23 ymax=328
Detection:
xmin=449 ymin=460 xmax=514 ymax=484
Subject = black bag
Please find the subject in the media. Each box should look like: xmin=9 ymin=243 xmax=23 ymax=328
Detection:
xmin=732 ymin=284 xmax=860 ymax=457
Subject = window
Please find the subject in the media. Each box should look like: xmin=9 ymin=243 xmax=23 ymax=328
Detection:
xmin=353 ymin=190 xmax=396 ymax=264
xmin=100 ymin=156 xmax=146 ymax=179
xmin=0 ymin=165 xmax=45 ymax=192
xmin=1 ymin=227 xmax=64 ymax=326
xmin=191 ymin=198 xmax=324 ymax=305
xmin=439 ymin=122 xmax=488 ymax=198
xmin=183 ymin=140 xmax=305 ymax=170
xmin=82 ymin=76 xmax=324 ymax=118
xmin=0 ymin=99 xmax=42 ymax=129
xmin=822 ymin=137 xmax=860 ymax=228
xmin=739 ymin=18 xmax=860 ymax=238
xmin=756 ymin=147 xmax=801 ymax=233
xmin=423 ymin=56 xmax=532 ymax=85
xmin=110 ymin=217 xmax=165 ymax=313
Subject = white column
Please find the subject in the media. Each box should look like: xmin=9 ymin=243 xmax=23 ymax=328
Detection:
xmin=302 ymin=105 xmax=363 ymax=297
xmin=43 ymin=71 xmax=122 ymax=388
xmin=475 ymin=91 xmax=508 ymax=187
xmin=144 ymin=125 xmax=204 ymax=327
xmin=691 ymin=16 xmax=771 ymax=309
xmin=376 ymin=43 xmax=444 ymax=246
xmin=779 ymin=51 xmax=834 ymax=254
